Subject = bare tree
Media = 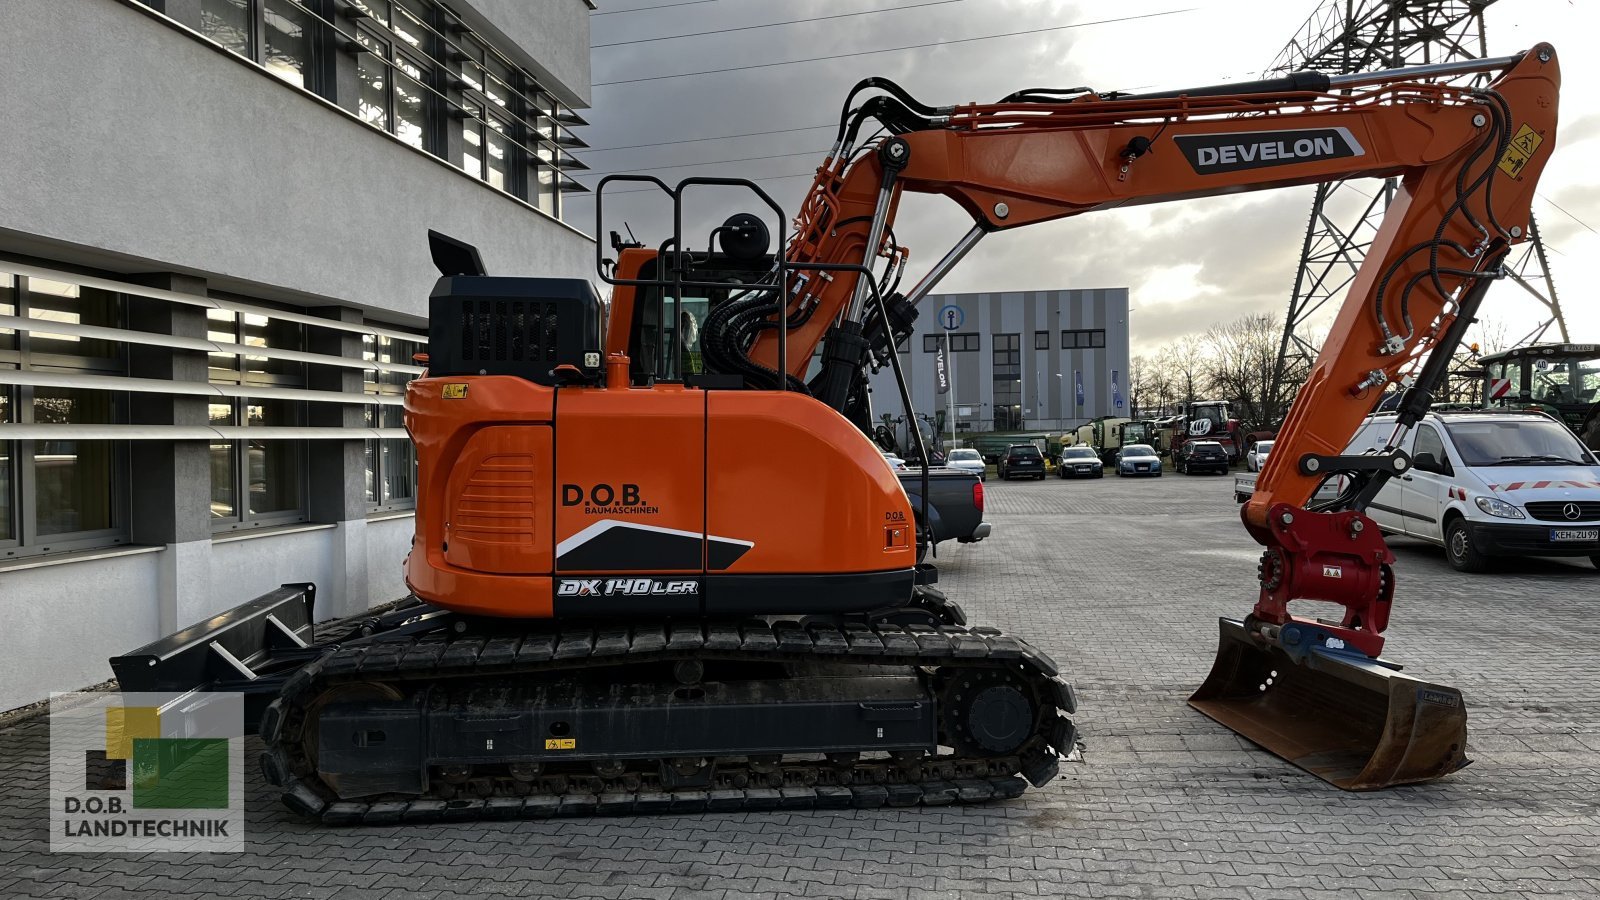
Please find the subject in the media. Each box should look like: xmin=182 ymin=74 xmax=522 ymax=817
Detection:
xmin=1202 ymin=313 xmax=1284 ymax=431
xmin=1128 ymin=354 xmax=1171 ymax=419
xmin=1160 ymin=336 xmax=1208 ymax=412
xmin=1438 ymin=317 xmax=1514 ymax=405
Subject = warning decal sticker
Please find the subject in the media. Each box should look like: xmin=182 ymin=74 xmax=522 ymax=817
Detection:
xmin=1497 ymin=124 xmax=1544 ymax=179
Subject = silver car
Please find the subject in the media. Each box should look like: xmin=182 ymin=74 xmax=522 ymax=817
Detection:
xmin=945 ymin=448 xmax=987 ymax=482
xmin=1055 ymin=446 xmax=1104 ymax=479
xmin=1115 ymin=444 xmax=1162 ymax=477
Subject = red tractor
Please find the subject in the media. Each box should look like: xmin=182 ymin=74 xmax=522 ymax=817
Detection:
xmin=1168 ymin=400 xmax=1245 ymax=464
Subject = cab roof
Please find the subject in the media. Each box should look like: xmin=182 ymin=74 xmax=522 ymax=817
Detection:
xmin=1476 ymin=342 xmax=1600 ymax=365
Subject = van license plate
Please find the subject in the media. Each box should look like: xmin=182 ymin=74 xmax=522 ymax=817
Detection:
xmin=1550 ymin=528 xmax=1598 ymax=542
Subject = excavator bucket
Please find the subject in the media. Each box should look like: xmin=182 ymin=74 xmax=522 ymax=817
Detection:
xmin=1189 ymin=618 xmax=1469 ymax=790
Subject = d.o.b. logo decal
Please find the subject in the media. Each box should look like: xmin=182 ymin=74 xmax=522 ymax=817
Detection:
xmin=562 ymin=483 xmax=660 ymax=516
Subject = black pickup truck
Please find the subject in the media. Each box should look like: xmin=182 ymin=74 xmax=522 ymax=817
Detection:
xmin=898 ymin=467 xmax=991 ymax=550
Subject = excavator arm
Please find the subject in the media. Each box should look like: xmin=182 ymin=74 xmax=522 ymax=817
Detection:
xmin=745 ymin=45 xmax=1559 ymax=788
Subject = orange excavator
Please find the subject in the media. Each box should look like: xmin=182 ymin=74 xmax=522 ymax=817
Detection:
xmin=114 ymin=44 xmax=1558 ymax=821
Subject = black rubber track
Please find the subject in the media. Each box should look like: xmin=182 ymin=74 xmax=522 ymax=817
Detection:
xmin=260 ymin=617 xmax=1076 ymax=825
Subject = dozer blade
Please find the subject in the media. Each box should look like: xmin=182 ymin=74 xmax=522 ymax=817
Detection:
xmin=1188 ymin=617 xmax=1469 ymax=790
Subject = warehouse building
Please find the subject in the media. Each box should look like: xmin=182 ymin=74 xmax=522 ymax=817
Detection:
xmin=872 ymin=289 xmax=1132 ymax=437
xmin=0 ymin=0 xmax=594 ymax=711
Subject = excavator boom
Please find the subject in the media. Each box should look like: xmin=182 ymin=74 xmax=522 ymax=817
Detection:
xmin=742 ymin=45 xmax=1558 ymax=788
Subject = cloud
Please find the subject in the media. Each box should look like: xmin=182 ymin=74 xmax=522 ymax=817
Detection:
xmin=577 ymin=0 xmax=1600 ymax=352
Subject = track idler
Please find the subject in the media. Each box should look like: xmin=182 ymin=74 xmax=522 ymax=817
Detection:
xmin=1189 ymin=617 xmax=1469 ymax=790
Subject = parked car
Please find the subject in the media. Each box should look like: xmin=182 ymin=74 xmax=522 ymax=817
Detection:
xmin=945 ymin=447 xmax=987 ymax=482
xmin=1056 ymin=445 xmax=1104 ymax=479
xmin=1248 ymin=439 xmax=1275 ymax=472
xmin=1114 ymin=444 xmax=1162 ymax=477
xmin=1348 ymin=410 xmax=1600 ymax=572
xmin=897 ymin=468 xmax=991 ymax=555
xmin=1177 ymin=440 xmax=1230 ymax=475
xmin=997 ymin=444 xmax=1046 ymax=480
xmin=881 ymin=451 xmax=908 ymax=470
xmin=1234 ymin=470 xmax=1344 ymax=504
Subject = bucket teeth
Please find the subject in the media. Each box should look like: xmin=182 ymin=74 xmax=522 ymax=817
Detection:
xmin=1189 ymin=617 xmax=1469 ymax=790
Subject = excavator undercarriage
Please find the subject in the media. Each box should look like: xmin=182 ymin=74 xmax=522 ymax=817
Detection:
xmin=272 ymin=619 xmax=1071 ymax=822
xmin=116 ymin=587 xmax=1075 ymax=823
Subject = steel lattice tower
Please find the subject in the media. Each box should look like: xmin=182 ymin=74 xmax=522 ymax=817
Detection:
xmin=1266 ymin=0 xmax=1566 ymax=413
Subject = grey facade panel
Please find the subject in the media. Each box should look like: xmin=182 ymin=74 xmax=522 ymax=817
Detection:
xmin=454 ymin=0 xmax=593 ymax=107
xmin=0 ymin=0 xmax=594 ymax=324
xmin=873 ymin=288 xmax=1131 ymax=435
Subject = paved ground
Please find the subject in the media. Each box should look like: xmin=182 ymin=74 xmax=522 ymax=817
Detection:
xmin=3 ymin=472 xmax=1599 ymax=898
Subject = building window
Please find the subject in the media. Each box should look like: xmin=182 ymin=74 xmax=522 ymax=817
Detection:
xmin=207 ymin=309 xmax=308 ymax=530
xmin=352 ymin=15 xmax=438 ymax=154
xmin=992 ymin=334 xmax=1022 ymax=430
xmin=262 ymin=1 xmax=309 ymax=87
xmin=0 ymin=274 xmax=129 ymax=557
xmin=198 ymin=0 xmax=319 ymax=90
xmin=187 ymin=0 xmax=586 ymax=220
xmin=0 ymin=414 xmax=11 ymax=546
xmin=364 ymin=334 xmax=421 ymax=511
xmin=949 ymin=332 xmax=980 ymax=353
xmin=1035 ymin=331 xmax=1050 ymax=350
xmin=199 ymin=0 xmax=250 ymax=56
xmin=1 ymin=275 xmax=14 ymax=547
xmin=458 ymin=37 xmax=524 ymax=195
xmin=924 ymin=333 xmax=976 ymax=353
xmin=1061 ymin=329 xmax=1106 ymax=349
xmin=33 ymin=389 xmax=119 ymax=536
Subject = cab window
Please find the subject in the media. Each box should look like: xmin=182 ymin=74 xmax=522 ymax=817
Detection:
xmin=1532 ymin=357 xmax=1574 ymax=403
xmin=1486 ymin=360 xmax=1525 ymax=404
xmin=628 ymin=256 xmax=772 ymax=385
xmin=1534 ymin=355 xmax=1600 ymax=404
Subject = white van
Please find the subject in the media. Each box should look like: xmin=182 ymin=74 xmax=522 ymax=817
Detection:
xmin=1347 ymin=410 xmax=1600 ymax=572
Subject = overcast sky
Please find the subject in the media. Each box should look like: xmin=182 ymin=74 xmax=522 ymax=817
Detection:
xmin=569 ymin=0 xmax=1598 ymax=356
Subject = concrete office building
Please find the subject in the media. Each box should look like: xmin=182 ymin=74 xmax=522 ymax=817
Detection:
xmin=872 ymin=289 xmax=1132 ymax=436
xmin=0 ymin=0 xmax=593 ymax=711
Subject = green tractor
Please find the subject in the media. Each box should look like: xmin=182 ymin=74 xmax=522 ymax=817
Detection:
xmin=1072 ymin=416 xmax=1159 ymax=465
xmin=1479 ymin=343 xmax=1600 ymax=450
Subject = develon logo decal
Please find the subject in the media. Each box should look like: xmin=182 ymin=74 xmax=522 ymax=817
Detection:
xmin=1173 ymin=127 xmax=1365 ymax=175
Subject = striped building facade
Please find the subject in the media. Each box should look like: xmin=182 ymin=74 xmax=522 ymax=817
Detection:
xmin=872 ymin=288 xmax=1132 ymax=435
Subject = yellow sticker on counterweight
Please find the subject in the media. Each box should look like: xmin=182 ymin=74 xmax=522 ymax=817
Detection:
xmin=1497 ymin=124 xmax=1544 ymax=179
xmin=545 ymin=738 xmax=575 ymax=750
xmin=442 ymin=383 xmax=469 ymax=399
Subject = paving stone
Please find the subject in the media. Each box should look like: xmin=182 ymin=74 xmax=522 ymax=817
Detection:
xmin=3 ymin=476 xmax=1599 ymax=897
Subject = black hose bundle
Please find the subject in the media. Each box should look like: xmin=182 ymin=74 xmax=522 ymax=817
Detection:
xmin=699 ymin=281 xmax=809 ymax=393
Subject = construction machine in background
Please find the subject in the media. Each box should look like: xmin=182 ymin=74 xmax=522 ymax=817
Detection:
xmin=112 ymin=44 xmax=1561 ymax=820
xmin=1479 ymin=342 xmax=1600 ymax=449
xmin=1073 ymin=416 xmax=1157 ymax=464
xmin=1164 ymin=400 xmax=1245 ymax=463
